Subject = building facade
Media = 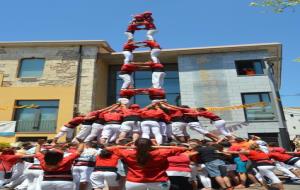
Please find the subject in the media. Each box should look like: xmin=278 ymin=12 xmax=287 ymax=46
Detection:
xmin=0 ymin=41 xmax=290 ymax=148
xmin=284 ymin=107 xmax=300 ymax=139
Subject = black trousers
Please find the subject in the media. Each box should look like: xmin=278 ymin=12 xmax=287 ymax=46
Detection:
xmin=169 ymin=176 xmax=193 ymax=190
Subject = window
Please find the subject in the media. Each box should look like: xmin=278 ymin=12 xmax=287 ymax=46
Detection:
xmin=109 ymin=64 xmax=181 ymax=107
xmin=235 ymin=60 xmax=265 ymax=76
xmin=14 ymin=100 xmax=59 ymax=132
xmin=248 ymin=133 xmax=279 ymax=145
xmin=242 ymin=93 xmax=276 ymax=121
xmin=18 ymin=58 xmax=45 ymax=78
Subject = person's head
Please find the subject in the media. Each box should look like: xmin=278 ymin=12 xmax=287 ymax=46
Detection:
xmin=212 ymin=144 xmax=224 ymax=151
xmin=249 ymin=143 xmax=260 ymax=150
xmin=143 ymin=11 xmax=152 ymax=17
xmin=235 ymin=137 xmax=245 ymax=143
xmin=118 ymin=138 xmax=133 ymax=145
xmin=99 ymin=148 xmax=113 ymax=159
xmin=129 ymin=104 xmax=140 ymax=111
xmin=267 ymin=142 xmax=277 ymax=147
xmin=44 ymin=150 xmax=64 ymax=166
xmin=250 ymin=135 xmax=261 ymax=140
xmin=218 ymin=141 xmax=232 ymax=148
xmin=1 ymin=148 xmax=15 ymax=155
xmin=85 ymin=142 xmax=97 ymax=149
xmin=180 ymin=105 xmax=190 ymax=109
xmin=196 ymin=107 xmax=207 ymax=112
xmin=188 ymin=139 xmax=202 ymax=149
xmin=134 ymin=138 xmax=153 ymax=166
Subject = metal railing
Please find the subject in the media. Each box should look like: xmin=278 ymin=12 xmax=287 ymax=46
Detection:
xmin=16 ymin=120 xmax=57 ymax=132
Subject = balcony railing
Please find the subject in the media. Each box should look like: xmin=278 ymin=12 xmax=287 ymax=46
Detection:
xmin=16 ymin=120 xmax=57 ymax=132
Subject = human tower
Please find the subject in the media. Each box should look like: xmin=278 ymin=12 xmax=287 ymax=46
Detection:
xmin=54 ymin=12 xmax=233 ymax=145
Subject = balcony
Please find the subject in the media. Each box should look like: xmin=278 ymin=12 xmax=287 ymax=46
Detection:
xmin=16 ymin=120 xmax=57 ymax=133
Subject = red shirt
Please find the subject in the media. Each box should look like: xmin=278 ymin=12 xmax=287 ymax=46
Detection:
xmin=144 ymin=21 xmax=156 ymax=30
xmin=120 ymin=64 xmax=137 ymax=73
xmin=65 ymin=116 xmax=85 ymax=128
xmin=85 ymin=111 xmax=99 ymax=121
xmin=141 ymin=109 xmax=167 ymax=120
xmin=101 ymin=112 xmax=123 ymax=122
xmin=123 ymin=42 xmax=139 ymax=52
xmin=95 ymin=153 xmax=119 ymax=167
xmin=120 ymin=89 xmax=136 ymax=98
xmin=144 ymin=40 xmax=160 ymax=49
xmin=36 ymin=152 xmax=80 ymax=172
xmin=167 ymin=153 xmax=191 ymax=172
xmin=269 ymin=147 xmax=286 ymax=153
xmin=197 ymin=111 xmax=221 ymax=121
xmin=268 ymin=152 xmax=293 ymax=162
xmin=248 ymin=150 xmax=270 ymax=161
xmin=148 ymin=88 xmax=166 ymax=96
xmin=122 ymin=107 xmax=141 ymax=118
xmin=0 ymin=155 xmax=21 ymax=171
xmin=229 ymin=145 xmax=248 ymax=161
xmin=111 ymin=147 xmax=185 ymax=182
xmin=126 ymin=23 xmax=141 ymax=32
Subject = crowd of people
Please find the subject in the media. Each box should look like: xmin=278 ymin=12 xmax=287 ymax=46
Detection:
xmin=1 ymin=133 xmax=300 ymax=190
xmin=1 ymin=11 xmax=300 ymax=190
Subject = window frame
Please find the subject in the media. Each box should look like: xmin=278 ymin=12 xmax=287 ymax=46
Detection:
xmin=241 ymin=92 xmax=277 ymax=122
xmin=17 ymin=58 xmax=46 ymax=78
xmin=235 ymin=59 xmax=266 ymax=77
xmin=107 ymin=64 xmax=180 ymax=106
xmin=14 ymin=99 xmax=59 ymax=133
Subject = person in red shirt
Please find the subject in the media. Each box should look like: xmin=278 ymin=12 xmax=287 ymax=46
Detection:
xmin=99 ymin=109 xmax=123 ymax=144
xmin=227 ymin=143 xmax=284 ymax=190
xmin=142 ymin=40 xmax=161 ymax=64
xmin=35 ymin=139 xmax=84 ymax=190
xmin=140 ymin=104 xmax=169 ymax=145
xmin=117 ymin=104 xmax=143 ymax=143
xmin=188 ymin=108 xmax=234 ymax=140
xmin=53 ymin=114 xmax=85 ymax=143
xmin=122 ymin=40 xmax=140 ymax=64
xmin=84 ymin=104 xmax=120 ymax=143
xmin=142 ymin=11 xmax=158 ymax=41
xmin=90 ymin=148 xmax=121 ymax=190
xmin=108 ymin=138 xmax=186 ymax=190
xmin=0 ymin=148 xmax=33 ymax=187
xmin=124 ymin=14 xmax=145 ymax=41
xmin=119 ymin=63 xmax=137 ymax=89
xmin=268 ymin=149 xmax=300 ymax=169
xmin=147 ymin=88 xmax=167 ymax=103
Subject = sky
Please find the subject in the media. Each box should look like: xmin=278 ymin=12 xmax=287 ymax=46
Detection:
xmin=0 ymin=0 xmax=299 ymax=106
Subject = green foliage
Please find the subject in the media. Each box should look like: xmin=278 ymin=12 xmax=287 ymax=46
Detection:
xmin=250 ymin=0 xmax=300 ymax=12
xmin=294 ymin=57 xmax=300 ymax=62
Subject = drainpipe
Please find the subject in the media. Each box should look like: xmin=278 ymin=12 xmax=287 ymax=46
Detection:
xmin=264 ymin=58 xmax=291 ymax=150
xmin=74 ymin=45 xmax=83 ymax=116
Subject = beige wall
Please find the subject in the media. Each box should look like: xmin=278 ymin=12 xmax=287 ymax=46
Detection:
xmin=93 ymin=59 xmax=109 ymax=109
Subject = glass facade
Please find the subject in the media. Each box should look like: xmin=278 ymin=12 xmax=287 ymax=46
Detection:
xmin=108 ymin=64 xmax=180 ymax=107
xmin=242 ymin=93 xmax=276 ymax=121
xmin=14 ymin=100 xmax=59 ymax=132
xmin=18 ymin=58 xmax=45 ymax=78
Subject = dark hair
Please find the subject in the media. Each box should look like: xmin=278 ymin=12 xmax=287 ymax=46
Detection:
xmin=235 ymin=137 xmax=245 ymax=143
xmin=180 ymin=105 xmax=190 ymax=108
xmin=99 ymin=149 xmax=112 ymax=158
xmin=44 ymin=151 xmax=63 ymax=165
xmin=268 ymin=142 xmax=278 ymax=147
xmin=219 ymin=141 xmax=232 ymax=148
xmin=197 ymin=107 xmax=207 ymax=111
xmin=188 ymin=139 xmax=202 ymax=145
xmin=135 ymin=138 xmax=153 ymax=166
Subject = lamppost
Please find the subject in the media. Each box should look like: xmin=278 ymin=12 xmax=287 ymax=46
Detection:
xmin=264 ymin=57 xmax=292 ymax=150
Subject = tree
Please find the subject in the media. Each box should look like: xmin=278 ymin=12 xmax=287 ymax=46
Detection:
xmin=250 ymin=0 xmax=300 ymax=13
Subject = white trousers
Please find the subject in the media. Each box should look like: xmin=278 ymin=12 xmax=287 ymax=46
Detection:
xmin=84 ymin=123 xmax=104 ymax=142
xmin=73 ymin=166 xmax=94 ymax=190
xmin=125 ymin=180 xmax=170 ymax=190
xmin=152 ymin=72 xmax=165 ymax=88
xmin=120 ymin=121 xmax=140 ymax=133
xmin=22 ymin=169 xmax=43 ymax=190
xmin=257 ymin=165 xmax=281 ymax=184
xmin=275 ymin=161 xmax=297 ymax=178
xmin=0 ymin=172 xmax=6 ymax=187
xmin=159 ymin=122 xmax=172 ymax=138
xmin=141 ymin=120 xmax=163 ymax=145
xmin=146 ymin=29 xmax=158 ymax=41
xmin=119 ymin=73 xmax=134 ymax=89
xmin=101 ymin=124 xmax=121 ymax=142
xmin=150 ymin=48 xmax=161 ymax=63
xmin=171 ymin=122 xmax=187 ymax=137
xmin=90 ymin=171 xmax=119 ymax=189
xmin=213 ymin=120 xmax=231 ymax=137
xmin=74 ymin=124 xmax=92 ymax=141
xmin=125 ymin=32 xmax=134 ymax=40
xmin=40 ymin=180 xmax=75 ymax=190
xmin=198 ymin=164 xmax=212 ymax=188
xmin=123 ymin=51 xmax=133 ymax=64
xmin=55 ymin=126 xmax=74 ymax=140
xmin=187 ymin=122 xmax=209 ymax=135
xmin=294 ymin=160 xmax=300 ymax=168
